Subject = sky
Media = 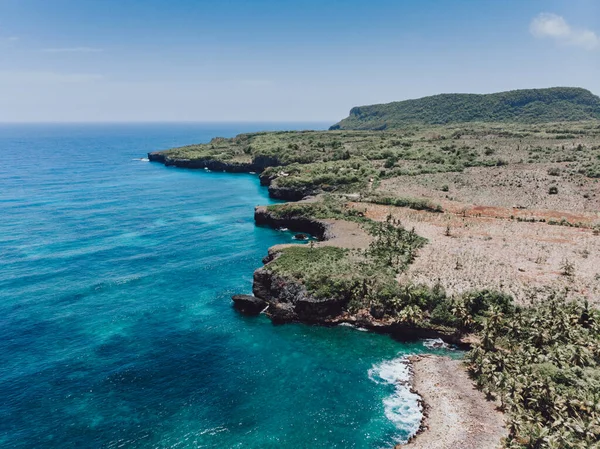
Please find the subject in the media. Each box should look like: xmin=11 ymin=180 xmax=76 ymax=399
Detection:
xmin=0 ymin=0 xmax=599 ymax=123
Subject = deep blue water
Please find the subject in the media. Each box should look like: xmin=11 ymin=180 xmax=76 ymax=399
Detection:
xmin=0 ymin=123 xmax=449 ymax=448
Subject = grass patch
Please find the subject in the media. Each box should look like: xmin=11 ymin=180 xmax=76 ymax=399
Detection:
xmin=265 ymin=195 xmax=369 ymax=223
xmin=363 ymin=193 xmax=443 ymax=212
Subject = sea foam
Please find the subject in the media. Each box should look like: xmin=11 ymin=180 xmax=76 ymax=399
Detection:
xmin=368 ymin=357 xmax=422 ymax=444
xmin=422 ymin=338 xmax=455 ymax=351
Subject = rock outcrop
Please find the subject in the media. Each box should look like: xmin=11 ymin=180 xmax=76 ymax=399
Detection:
xmin=147 ymin=152 xmax=260 ymax=172
xmin=249 ymin=206 xmax=465 ymax=344
xmin=148 ymin=152 xmax=313 ymax=201
xmin=252 ymin=263 xmax=464 ymax=343
xmin=267 ymin=182 xmax=318 ymax=201
xmin=253 ymin=206 xmax=333 ymax=241
xmin=231 ymin=294 xmax=267 ymax=315
xmin=252 ymin=268 xmax=348 ymax=323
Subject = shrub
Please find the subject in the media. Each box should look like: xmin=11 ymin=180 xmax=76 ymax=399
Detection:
xmin=463 ymin=289 xmax=514 ymax=317
xmin=364 ymin=194 xmax=443 ymax=213
xmin=430 ymin=299 xmax=459 ymax=327
xmin=547 ymin=167 xmax=561 ymax=176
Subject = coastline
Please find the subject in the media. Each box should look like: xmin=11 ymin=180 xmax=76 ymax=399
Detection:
xmin=253 ymin=204 xmax=505 ymax=446
xmin=146 ymin=113 xmax=600 ymax=449
xmin=403 ymin=355 xmax=506 ymax=449
xmin=148 ymin=154 xmax=500 ymax=447
xmin=252 ymin=205 xmax=469 ymax=345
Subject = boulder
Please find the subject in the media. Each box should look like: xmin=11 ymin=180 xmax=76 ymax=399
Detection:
xmin=231 ymin=295 xmax=267 ymax=315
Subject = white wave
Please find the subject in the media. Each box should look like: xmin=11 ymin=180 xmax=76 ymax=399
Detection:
xmin=368 ymin=357 xmax=422 ymax=443
xmin=422 ymin=338 xmax=454 ymax=350
xmin=338 ymin=322 xmax=355 ymax=328
xmin=198 ymin=426 xmax=228 ymax=436
xmin=337 ymin=322 xmax=369 ymax=332
xmin=114 ymin=274 xmax=142 ymax=285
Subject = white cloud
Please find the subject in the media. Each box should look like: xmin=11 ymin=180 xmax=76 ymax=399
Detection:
xmin=530 ymin=13 xmax=600 ymax=50
xmin=42 ymin=47 xmax=103 ymax=53
xmin=8 ymin=36 xmax=19 ymax=41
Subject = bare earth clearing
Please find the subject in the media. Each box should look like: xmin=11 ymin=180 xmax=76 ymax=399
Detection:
xmin=381 ymin=163 xmax=600 ymax=214
xmin=355 ymin=202 xmax=600 ymax=305
xmin=401 ymin=355 xmax=506 ymax=449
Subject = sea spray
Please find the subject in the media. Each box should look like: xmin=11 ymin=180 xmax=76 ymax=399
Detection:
xmin=0 ymin=122 xmax=439 ymax=448
xmin=422 ymin=337 xmax=455 ymax=350
xmin=368 ymin=357 xmax=423 ymax=445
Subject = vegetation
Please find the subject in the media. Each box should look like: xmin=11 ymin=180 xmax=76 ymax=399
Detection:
xmin=265 ymin=200 xmax=600 ymax=449
xmin=361 ymin=192 xmax=443 ymax=213
xmin=263 ymin=158 xmax=376 ymax=194
xmin=265 ymin=195 xmax=368 ymax=223
xmin=156 ymin=120 xmax=600 ymax=203
xmin=265 ymin=209 xmax=443 ymax=321
xmin=468 ymin=295 xmax=600 ymax=448
xmin=266 ymin=205 xmax=522 ymax=333
xmin=330 ymin=87 xmax=600 ymax=130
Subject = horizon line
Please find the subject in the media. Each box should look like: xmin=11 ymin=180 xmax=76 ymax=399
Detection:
xmin=0 ymin=120 xmax=336 ymax=125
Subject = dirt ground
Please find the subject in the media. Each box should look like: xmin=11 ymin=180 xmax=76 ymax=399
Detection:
xmin=401 ymin=355 xmax=506 ymax=449
xmin=354 ymin=202 xmax=600 ymax=305
xmin=380 ymin=163 xmax=600 ymax=217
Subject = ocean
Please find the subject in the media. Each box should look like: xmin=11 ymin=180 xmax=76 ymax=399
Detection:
xmin=0 ymin=123 xmax=448 ymax=448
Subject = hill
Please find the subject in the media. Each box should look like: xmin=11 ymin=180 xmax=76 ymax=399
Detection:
xmin=330 ymin=87 xmax=600 ymax=130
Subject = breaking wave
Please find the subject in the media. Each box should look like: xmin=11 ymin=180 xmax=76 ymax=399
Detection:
xmin=368 ymin=357 xmax=422 ymax=445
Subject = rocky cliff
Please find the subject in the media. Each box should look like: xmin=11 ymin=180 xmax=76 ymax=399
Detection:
xmin=253 ymin=206 xmax=333 ymax=240
xmin=248 ymin=207 xmax=463 ymax=343
xmin=148 ymin=152 xmax=313 ymax=201
xmin=147 ymin=152 xmax=261 ymax=172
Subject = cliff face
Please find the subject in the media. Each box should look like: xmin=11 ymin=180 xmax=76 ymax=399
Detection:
xmin=267 ymin=183 xmax=318 ymax=201
xmin=148 ymin=152 xmax=313 ymax=201
xmin=250 ymin=207 xmax=463 ymax=343
xmin=147 ymin=152 xmax=261 ymax=172
xmin=254 ymin=206 xmax=333 ymax=240
xmin=253 ymin=262 xmax=461 ymax=341
xmin=252 ymin=207 xmax=346 ymax=322
xmin=253 ymin=268 xmax=348 ymax=323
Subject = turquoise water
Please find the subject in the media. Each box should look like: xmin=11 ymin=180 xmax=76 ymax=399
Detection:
xmin=0 ymin=123 xmax=449 ymax=448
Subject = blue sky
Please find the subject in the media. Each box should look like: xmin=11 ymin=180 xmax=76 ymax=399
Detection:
xmin=1 ymin=0 xmax=599 ymax=122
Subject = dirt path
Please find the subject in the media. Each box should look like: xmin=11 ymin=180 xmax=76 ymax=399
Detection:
xmin=402 ymin=355 xmax=506 ymax=449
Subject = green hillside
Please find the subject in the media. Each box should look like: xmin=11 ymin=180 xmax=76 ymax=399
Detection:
xmin=330 ymin=87 xmax=600 ymax=130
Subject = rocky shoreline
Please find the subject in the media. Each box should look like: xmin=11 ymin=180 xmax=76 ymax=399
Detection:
xmin=147 ymin=152 xmax=312 ymax=201
xmin=402 ymin=355 xmax=506 ymax=449
xmin=243 ymin=206 xmax=467 ymax=346
xmin=148 ymin=155 xmax=498 ymax=447
xmin=254 ymin=206 xmax=332 ymax=240
xmin=148 ymin=157 xmax=469 ymax=344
